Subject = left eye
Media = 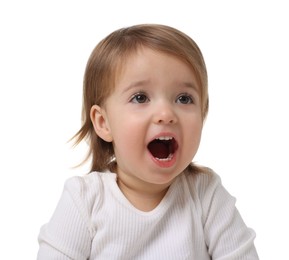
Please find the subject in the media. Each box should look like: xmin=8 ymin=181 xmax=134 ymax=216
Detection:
xmin=176 ymin=94 xmax=194 ymax=104
xmin=130 ymin=93 xmax=149 ymax=103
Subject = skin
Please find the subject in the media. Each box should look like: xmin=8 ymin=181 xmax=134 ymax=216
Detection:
xmin=91 ymin=47 xmax=203 ymax=211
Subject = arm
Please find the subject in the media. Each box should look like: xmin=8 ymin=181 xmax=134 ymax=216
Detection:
xmin=37 ymin=178 xmax=93 ymax=260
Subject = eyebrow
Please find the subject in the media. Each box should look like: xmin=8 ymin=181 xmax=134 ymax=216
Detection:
xmin=181 ymin=81 xmax=199 ymax=92
xmin=122 ymin=79 xmax=200 ymax=95
xmin=122 ymin=79 xmax=151 ymax=94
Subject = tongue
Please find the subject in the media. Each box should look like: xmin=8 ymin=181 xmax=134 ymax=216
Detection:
xmin=148 ymin=140 xmax=170 ymax=159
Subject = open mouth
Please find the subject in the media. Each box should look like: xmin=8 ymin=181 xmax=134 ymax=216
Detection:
xmin=147 ymin=136 xmax=178 ymax=161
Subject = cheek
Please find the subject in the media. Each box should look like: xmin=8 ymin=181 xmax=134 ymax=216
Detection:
xmin=185 ymin=117 xmax=203 ymax=145
xmin=111 ymin=126 xmax=139 ymax=153
xmin=110 ymin=118 xmax=147 ymax=159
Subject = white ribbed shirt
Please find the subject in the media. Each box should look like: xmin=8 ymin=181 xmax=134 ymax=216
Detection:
xmin=37 ymin=169 xmax=258 ymax=259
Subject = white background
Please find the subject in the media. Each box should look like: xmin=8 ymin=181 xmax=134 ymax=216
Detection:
xmin=0 ymin=0 xmax=288 ymax=259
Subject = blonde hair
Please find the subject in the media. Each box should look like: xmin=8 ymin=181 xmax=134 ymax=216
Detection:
xmin=73 ymin=24 xmax=209 ymax=173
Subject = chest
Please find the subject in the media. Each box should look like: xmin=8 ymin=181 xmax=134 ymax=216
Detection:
xmin=90 ymin=188 xmax=210 ymax=259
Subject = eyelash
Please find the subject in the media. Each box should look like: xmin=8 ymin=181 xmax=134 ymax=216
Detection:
xmin=130 ymin=93 xmax=149 ymax=103
xmin=129 ymin=92 xmax=194 ymax=104
xmin=176 ymin=93 xmax=194 ymax=104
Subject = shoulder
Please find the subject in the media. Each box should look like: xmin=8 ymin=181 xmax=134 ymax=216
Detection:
xmin=181 ymin=167 xmax=258 ymax=258
xmin=63 ymin=171 xmax=115 ymax=220
xmin=183 ymin=166 xmax=222 ymax=197
xmin=64 ymin=171 xmax=104 ymax=196
xmin=64 ymin=171 xmax=116 ymax=194
xmin=182 ymin=166 xmax=235 ymax=221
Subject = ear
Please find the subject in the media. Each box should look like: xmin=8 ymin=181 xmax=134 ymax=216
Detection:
xmin=90 ymin=105 xmax=113 ymax=142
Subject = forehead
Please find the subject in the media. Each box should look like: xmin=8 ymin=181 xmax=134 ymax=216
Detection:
xmin=113 ymin=47 xmax=200 ymax=92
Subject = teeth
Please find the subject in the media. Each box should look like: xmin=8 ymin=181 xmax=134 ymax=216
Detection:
xmin=155 ymin=153 xmax=173 ymax=161
xmin=156 ymin=136 xmax=173 ymax=141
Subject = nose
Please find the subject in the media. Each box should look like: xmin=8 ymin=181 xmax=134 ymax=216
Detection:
xmin=153 ymin=101 xmax=178 ymax=124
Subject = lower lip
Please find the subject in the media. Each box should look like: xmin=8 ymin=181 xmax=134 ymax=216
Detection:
xmin=149 ymin=152 xmax=177 ymax=168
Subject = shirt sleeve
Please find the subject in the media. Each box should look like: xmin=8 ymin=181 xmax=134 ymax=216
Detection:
xmin=37 ymin=177 xmax=94 ymax=260
xmin=200 ymin=172 xmax=259 ymax=259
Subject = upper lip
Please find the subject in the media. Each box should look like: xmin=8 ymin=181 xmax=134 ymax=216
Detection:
xmin=148 ymin=132 xmax=178 ymax=144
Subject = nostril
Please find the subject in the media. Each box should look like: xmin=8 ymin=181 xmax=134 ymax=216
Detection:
xmin=157 ymin=118 xmax=176 ymax=124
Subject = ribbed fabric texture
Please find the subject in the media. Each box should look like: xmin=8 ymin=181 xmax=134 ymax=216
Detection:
xmin=37 ymin=169 xmax=259 ymax=259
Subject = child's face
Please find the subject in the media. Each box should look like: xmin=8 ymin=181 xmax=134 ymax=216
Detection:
xmin=92 ymin=47 xmax=203 ymax=190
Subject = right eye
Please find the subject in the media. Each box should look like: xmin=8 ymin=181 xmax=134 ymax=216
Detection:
xmin=130 ymin=93 xmax=149 ymax=103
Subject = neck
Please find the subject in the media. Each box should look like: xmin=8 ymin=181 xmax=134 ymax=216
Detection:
xmin=117 ymin=177 xmax=171 ymax=212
